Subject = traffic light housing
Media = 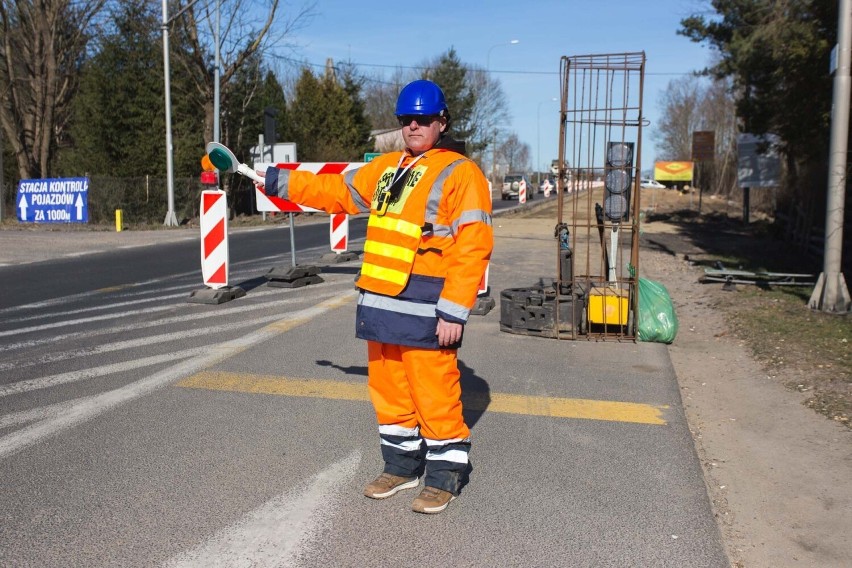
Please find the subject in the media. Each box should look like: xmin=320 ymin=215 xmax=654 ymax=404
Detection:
xmin=604 ymin=141 xmax=634 ymax=222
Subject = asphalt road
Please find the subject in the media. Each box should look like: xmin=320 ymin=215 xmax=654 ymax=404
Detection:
xmin=0 ymin=205 xmax=728 ymax=567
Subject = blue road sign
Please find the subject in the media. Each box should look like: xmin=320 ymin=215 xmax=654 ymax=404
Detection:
xmin=16 ymin=177 xmax=89 ymax=223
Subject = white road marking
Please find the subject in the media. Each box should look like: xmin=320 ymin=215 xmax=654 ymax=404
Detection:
xmin=0 ymin=279 xmax=344 ymax=338
xmin=0 ymin=347 xmax=206 ymax=398
xmin=163 ymin=451 xmax=361 ymax=568
xmin=1 ymin=291 xmax=339 ymax=352
xmin=0 ymin=251 xmax=288 ymax=316
xmin=0 ymin=303 xmax=178 ymax=338
xmin=0 ymin=306 xmax=339 ymax=372
xmin=0 ymin=292 xmax=356 ymax=459
xmin=0 ymin=397 xmax=93 ymax=429
xmin=2 ymin=291 xmax=188 ymax=325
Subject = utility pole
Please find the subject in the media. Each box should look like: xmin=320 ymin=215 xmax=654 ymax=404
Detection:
xmin=160 ymin=0 xmax=205 ymax=227
xmin=161 ymin=0 xmax=178 ymax=227
xmin=809 ymin=0 xmax=852 ymax=312
xmin=0 ymin=125 xmax=4 ymax=223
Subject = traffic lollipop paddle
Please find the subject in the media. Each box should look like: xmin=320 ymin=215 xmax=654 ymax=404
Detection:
xmin=205 ymin=142 xmax=266 ymax=184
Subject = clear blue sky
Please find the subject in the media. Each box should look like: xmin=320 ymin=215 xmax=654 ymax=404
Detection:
xmin=283 ymin=0 xmax=714 ymax=170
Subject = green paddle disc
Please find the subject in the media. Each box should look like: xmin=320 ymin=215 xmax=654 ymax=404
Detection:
xmin=207 ymin=147 xmax=235 ymax=172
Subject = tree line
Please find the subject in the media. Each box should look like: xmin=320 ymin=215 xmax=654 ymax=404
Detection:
xmin=1 ymin=0 xmax=534 ymax=222
xmin=655 ymin=0 xmax=840 ymax=227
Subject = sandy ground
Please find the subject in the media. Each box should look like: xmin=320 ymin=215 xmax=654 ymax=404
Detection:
xmin=639 ymin=218 xmax=852 ymax=568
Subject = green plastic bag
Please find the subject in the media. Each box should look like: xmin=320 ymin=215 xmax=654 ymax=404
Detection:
xmin=637 ymin=278 xmax=679 ymax=344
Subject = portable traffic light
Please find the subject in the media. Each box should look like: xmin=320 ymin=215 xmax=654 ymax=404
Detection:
xmin=603 ymin=141 xmax=634 ymax=222
xmin=200 ymin=154 xmax=218 ymax=186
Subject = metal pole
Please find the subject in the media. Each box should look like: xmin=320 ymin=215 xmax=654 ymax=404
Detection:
xmin=213 ymin=0 xmax=220 ymax=144
xmin=288 ymin=214 xmax=297 ymax=267
xmin=537 ymin=102 xmax=542 ymax=186
xmin=161 ymin=0 xmax=178 ymax=226
xmin=809 ymin=0 xmax=852 ymax=312
xmin=0 ymin=125 xmax=4 ymax=223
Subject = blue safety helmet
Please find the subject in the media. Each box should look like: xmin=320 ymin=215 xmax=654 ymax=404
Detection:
xmin=395 ymin=80 xmax=449 ymax=117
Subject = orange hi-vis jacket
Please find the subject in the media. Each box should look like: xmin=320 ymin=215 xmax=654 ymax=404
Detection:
xmin=264 ymin=147 xmax=493 ymax=349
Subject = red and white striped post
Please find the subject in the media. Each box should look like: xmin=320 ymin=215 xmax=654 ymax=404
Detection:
xmin=200 ymin=190 xmax=228 ymax=289
xmin=330 ymin=213 xmax=349 ymax=252
xmin=187 ymin=189 xmax=246 ymax=304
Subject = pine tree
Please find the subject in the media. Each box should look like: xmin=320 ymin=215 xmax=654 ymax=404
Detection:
xmin=287 ymin=67 xmax=371 ymax=162
xmin=426 ymin=49 xmax=477 ymax=145
xmin=58 ymin=0 xmax=165 ymax=176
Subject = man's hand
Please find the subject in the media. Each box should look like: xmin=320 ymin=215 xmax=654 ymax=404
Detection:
xmin=436 ymin=318 xmax=463 ymax=347
xmin=254 ymin=171 xmax=266 ymax=192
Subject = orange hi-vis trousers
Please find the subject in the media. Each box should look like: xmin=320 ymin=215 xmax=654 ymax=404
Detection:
xmin=367 ymin=341 xmax=471 ymax=494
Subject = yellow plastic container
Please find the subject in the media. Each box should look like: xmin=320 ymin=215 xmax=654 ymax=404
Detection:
xmin=588 ymin=287 xmax=629 ymax=326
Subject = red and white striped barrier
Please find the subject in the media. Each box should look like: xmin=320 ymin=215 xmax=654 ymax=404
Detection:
xmin=330 ymin=213 xmax=348 ymax=252
xmin=200 ymin=190 xmax=229 ymax=289
xmin=254 ymin=162 xmax=365 ymax=213
xmin=518 ymin=179 xmax=527 ymax=204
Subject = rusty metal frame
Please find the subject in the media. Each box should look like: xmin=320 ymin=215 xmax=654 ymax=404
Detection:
xmin=554 ymin=52 xmax=646 ymax=341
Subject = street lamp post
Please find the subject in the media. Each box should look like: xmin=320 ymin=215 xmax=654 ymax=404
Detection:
xmin=537 ymin=98 xmax=557 ymax=185
xmin=486 ymin=39 xmax=519 ymax=187
xmin=160 ymin=0 xmax=178 ymax=226
xmin=486 ymin=39 xmax=519 ymax=71
xmin=161 ymin=0 xmax=206 ymax=227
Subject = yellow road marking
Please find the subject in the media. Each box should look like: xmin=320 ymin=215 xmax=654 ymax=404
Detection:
xmin=176 ymin=371 xmax=668 ymax=425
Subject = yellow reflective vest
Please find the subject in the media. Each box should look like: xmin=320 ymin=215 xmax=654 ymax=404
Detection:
xmin=265 ymin=147 xmax=493 ymax=348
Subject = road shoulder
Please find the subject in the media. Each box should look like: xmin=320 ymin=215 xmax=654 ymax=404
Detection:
xmin=641 ymin=220 xmax=852 ymax=568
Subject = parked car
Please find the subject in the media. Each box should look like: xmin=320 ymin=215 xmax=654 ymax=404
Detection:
xmin=501 ymin=173 xmax=535 ymax=200
xmin=640 ymin=178 xmax=666 ymax=189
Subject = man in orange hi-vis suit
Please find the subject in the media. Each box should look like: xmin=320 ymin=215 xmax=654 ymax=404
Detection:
xmin=258 ymin=79 xmax=493 ymax=514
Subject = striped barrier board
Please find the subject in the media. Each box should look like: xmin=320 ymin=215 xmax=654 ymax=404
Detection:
xmin=200 ymin=190 xmax=229 ymax=289
xmin=253 ymin=162 xmax=365 ymax=213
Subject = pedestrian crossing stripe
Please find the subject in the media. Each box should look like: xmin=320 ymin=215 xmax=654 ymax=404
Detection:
xmin=176 ymin=371 xmax=668 ymax=425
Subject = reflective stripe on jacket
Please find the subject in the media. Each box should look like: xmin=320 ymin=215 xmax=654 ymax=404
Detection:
xmin=267 ymin=147 xmax=493 ymax=349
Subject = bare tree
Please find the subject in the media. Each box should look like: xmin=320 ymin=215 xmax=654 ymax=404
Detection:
xmin=652 ymin=75 xmax=705 ymax=161
xmin=466 ymin=68 xmax=510 ymax=167
xmin=701 ymin=77 xmax=739 ymax=195
xmin=172 ymin=0 xmax=315 ymax=146
xmin=653 ymin=73 xmax=739 ymax=196
xmin=360 ymin=67 xmax=407 ymax=131
xmin=0 ymin=0 xmax=108 ymax=179
xmin=498 ymin=133 xmax=531 ymax=173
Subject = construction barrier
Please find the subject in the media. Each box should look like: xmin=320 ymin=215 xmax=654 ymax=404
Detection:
xmin=330 ymin=213 xmax=348 ymax=252
xmin=200 ymin=190 xmax=229 ymax=289
xmin=254 ymin=162 xmax=365 ymax=214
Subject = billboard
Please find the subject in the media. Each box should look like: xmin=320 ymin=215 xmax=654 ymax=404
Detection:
xmin=692 ymin=131 xmax=715 ymax=161
xmin=654 ymin=161 xmax=694 ymax=182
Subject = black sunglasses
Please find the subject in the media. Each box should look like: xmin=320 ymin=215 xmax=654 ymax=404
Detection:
xmin=398 ymin=115 xmax=439 ymax=127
